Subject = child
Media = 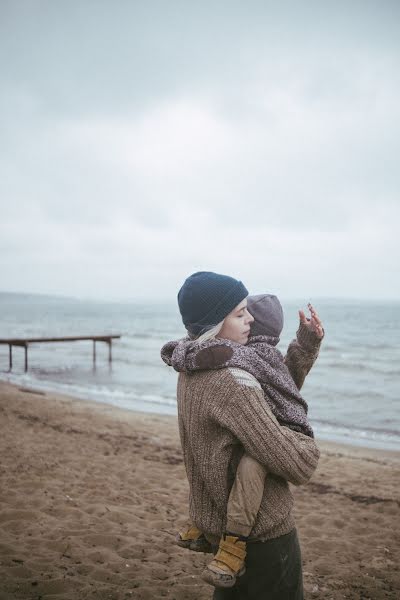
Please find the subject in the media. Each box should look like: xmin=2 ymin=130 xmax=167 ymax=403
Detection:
xmin=161 ymin=295 xmax=323 ymax=588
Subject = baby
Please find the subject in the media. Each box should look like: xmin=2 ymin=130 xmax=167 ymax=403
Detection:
xmin=161 ymin=295 xmax=323 ymax=589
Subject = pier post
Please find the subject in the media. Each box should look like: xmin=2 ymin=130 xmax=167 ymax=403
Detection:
xmin=93 ymin=340 xmax=96 ymax=366
xmin=24 ymin=344 xmax=28 ymax=373
xmin=108 ymin=340 xmax=112 ymax=363
xmin=9 ymin=344 xmax=12 ymax=371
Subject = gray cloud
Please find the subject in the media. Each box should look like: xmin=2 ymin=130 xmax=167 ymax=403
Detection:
xmin=1 ymin=1 xmax=399 ymax=300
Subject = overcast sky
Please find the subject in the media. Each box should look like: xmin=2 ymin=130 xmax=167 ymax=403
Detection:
xmin=1 ymin=1 xmax=399 ymax=301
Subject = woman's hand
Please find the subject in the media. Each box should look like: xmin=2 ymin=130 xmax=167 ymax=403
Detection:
xmin=298 ymin=303 xmax=324 ymax=338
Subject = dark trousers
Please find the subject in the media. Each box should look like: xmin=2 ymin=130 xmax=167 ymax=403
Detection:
xmin=212 ymin=529 xmax=303 ymax=600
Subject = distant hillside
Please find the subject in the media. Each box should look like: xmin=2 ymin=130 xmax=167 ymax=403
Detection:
xmin=0 ymin=292 xmax=80 ymax=304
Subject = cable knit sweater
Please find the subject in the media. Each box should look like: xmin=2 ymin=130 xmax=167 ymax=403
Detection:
xmin=170 ymin=325 xmax=321 ymax=542
xmin=177 ymin=368 xmax=320 ymax=541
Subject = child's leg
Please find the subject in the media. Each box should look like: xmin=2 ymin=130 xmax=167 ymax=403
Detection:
xmin=202 ymin=454 xmax=267 ymax=589
xmin=226 ymin=453 xmax=267 ymax=537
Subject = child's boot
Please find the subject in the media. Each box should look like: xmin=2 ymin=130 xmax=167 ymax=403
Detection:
xmin=175 ymin=523 xmax=213 ymax=553
xmin=202 ymin=534 xmax=246 ymax=588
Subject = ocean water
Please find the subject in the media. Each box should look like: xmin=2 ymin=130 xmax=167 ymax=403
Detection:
xmin=0 ymin=293 xmax=399 ymax=451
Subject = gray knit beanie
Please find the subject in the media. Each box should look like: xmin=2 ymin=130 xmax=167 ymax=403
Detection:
xmin=247 ymin=294 xmax=284 ymax=338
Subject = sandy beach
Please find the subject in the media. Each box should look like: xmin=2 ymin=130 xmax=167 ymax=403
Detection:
xmin=0 ymin=381 xmax=399 ymax=600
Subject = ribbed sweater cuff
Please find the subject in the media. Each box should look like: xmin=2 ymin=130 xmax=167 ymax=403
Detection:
xmin=250 ymin=514 xmax=296 ymax=542
xmin=296 ymin=322 xmax=324 ymax=352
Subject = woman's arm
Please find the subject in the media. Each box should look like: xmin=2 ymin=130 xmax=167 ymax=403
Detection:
xmin=212 ymin=369 xmax=320 ymax=485
xmin=284 ymin=304 xmax=324 ymax=390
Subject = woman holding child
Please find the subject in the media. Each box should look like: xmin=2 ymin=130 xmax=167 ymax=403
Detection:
xmin=161 ymin=271 xmax=323 ymax=599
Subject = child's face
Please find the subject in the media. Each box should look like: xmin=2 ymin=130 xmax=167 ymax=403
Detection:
xmin=217 ymin=298 xmax=254 ymax=345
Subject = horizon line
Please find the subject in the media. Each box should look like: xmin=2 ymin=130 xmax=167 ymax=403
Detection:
xmin=1 ymin=290 xmax=400 ymax=304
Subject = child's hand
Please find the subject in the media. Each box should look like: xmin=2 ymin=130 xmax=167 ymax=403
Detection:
xmin=298 ymin=303 xmax=324 ymax=338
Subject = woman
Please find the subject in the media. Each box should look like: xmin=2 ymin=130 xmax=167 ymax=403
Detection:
xmin=167 ymin=271 xmax=321 ymax=599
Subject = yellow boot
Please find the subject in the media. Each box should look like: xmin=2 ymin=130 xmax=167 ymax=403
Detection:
xmin=175 ymin=523 xmax=213 ymax=553
xmin=202 ymin=535 xmax=246 ymax=588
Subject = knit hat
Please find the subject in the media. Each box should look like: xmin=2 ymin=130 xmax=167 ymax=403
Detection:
xmin=247 ymin=294 xmax=284 ymax=338
xmin=178 ymin=271 xmax=248 ymax=337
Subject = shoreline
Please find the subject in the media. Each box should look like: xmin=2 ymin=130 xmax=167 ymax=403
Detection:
xmin=6 ymin=381 xmax=400 ymax=466
xmin=2 ymin=373 xmax=399 ymax=454
xmin=1 ymin=381 xmax=399 ymax=599
xmin=9 ymin=380 xmax=400 ymax=460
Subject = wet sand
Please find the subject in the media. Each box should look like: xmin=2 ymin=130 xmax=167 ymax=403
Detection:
xmin=0 ymin=381 xmax=399 ymax=599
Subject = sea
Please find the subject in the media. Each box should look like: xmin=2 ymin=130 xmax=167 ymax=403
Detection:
xmin=0 ymin=293 xmax=399 ymax=451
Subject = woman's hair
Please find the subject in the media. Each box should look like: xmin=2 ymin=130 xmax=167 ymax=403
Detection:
xmin=190 ymin=320 xmax=224 ymax=345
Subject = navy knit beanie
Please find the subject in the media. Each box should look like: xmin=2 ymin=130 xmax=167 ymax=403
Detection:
xmin=178 ymin=271 xmax=248 ymax=337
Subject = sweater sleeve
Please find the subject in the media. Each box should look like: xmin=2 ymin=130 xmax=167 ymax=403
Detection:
xmin=211 ymin=369 xmax=320 ymax=486
xmin=283 ymin=323 xmax=323 ymax=390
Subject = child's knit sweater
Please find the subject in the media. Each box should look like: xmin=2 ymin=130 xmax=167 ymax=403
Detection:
xmin=162 ymin=323 xmax=321 ymax=438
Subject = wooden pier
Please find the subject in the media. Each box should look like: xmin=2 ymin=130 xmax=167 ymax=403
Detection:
xmin=0 ymin=335 xmax=121 ymax=372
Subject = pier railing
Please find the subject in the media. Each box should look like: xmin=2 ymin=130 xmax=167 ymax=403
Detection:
xmin=0 ymin=335 xmax=121 ymax=372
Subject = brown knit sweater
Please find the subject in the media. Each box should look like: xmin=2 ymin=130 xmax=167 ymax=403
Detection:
xmin=176 ymin=326 xmax=321 ymax=542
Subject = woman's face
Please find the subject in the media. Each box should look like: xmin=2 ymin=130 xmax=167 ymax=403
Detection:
xmin=217 ymin=298 xmax=254 ymax=344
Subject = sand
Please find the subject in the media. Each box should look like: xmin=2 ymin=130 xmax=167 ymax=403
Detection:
xmin=0 ymin=381 xmax=399 ymax=600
